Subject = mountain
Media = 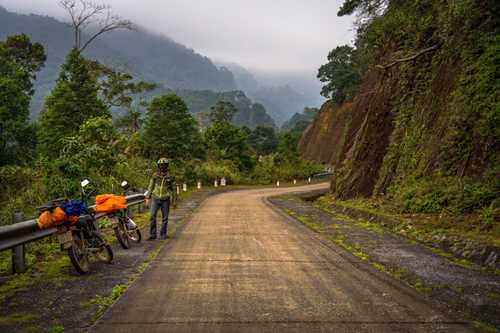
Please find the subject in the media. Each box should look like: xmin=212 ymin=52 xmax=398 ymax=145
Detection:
xmin=220 ymin=62 xmax=259 ymax=93
xmin=221 ymin=62 xmax=323 ymax=126
xmin=0 ymin=6 xmax=237 ymax=117
xmin=250 ymin=85 xmax=309 ymax=126
xmin=174 ymin=90 xmax=275 ymax=129
xmin=281 ymin=107 xmax=318 ymax=132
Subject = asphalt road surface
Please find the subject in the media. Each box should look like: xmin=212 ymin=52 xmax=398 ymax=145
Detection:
xmin=92 ymin=183 xmax=474 ymax=333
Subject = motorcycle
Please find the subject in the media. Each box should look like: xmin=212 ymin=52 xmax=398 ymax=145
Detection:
xmin=38 ymin=179 xmax=113 ymax=274
xmin=108 ymin=181 xmax=141 ymax=249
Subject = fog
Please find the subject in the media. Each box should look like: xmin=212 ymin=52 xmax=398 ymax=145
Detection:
xmin=1 ymin=0 xmax=355 ymax=90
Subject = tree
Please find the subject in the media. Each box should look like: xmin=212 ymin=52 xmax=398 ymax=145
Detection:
xmin=248 ymin=126 xmax=279 ymax=156
xmin=115 ymin=106 xmax=143 ymax=134
xmin=317 ymin=45 xmax=361 ymax=103
xmin=0 ymin=34 xmax=46 ymax=165
xmin=59 ymin=0 xmax=133 ymax=52
xmin=45 ymin=116 xmax=118 ymax=196
xmin=89 ymin=63 xmax=157 ymax=109
xmin=209 ymin=100 xmax=237 ymax=124
xmin=141 ymin=94 xmax=203 ymax=161
xmin=337 ymin=0 xmax=387 ymax=17
xmin=38 ymin=48 xmax=108 ymax=157
xmin=276 ymin=132 xmax=301 ymax=166
xmin=204 ymin=122 xmax=255 ymax=171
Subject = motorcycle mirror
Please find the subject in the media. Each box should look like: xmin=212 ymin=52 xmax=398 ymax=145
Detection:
xmin=81 ymin=179 xmax=90 ymax=188
xmin=121 ymin=181 xmax=128 ymax=188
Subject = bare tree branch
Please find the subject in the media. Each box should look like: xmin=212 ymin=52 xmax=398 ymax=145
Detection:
xmin=375 ymin=44 xmax=440 ymax=70
xmin=59 ymin=0 xmax=133 ymax=51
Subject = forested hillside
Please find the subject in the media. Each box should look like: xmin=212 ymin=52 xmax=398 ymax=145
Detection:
xmin=0 ymin=6 xmax=236 ymax=116
xmin=282 ymin=107 xmax=318 ymax=132
xmin=175 ymin=90 xmax=275 ymax=129
xmin=301 ymin=0 xmax=499 ymax=219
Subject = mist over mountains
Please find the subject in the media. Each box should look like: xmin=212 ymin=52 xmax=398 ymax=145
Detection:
xmin=222 ymin=62 xmax=324 ymax=125
xmin=0 ymin=6 xmax=321 ymax=127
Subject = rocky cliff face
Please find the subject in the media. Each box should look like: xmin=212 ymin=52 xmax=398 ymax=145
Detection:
xmin=299 ymin=101 xmax=352 ymax=165
xmin=300 ymin=0 xmax=498 ymax=214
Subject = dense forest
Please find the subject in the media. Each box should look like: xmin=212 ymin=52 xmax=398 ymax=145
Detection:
xmin=301 ymin=0 xmax=499 ymax=227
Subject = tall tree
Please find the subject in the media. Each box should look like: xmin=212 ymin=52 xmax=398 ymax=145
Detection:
xmin=38 ymin=48 xmax=108 ymax=157
xmin=209 ymin=100 xmax=237 ymax=124
xmin=89 ymin=63 xmax=157 ymax=109
xmin=0 ymin=34 xmax=45 ymax=165
xmin=248 ymin=126 xmax=279 ymax=156
xmin=59 ymin=0 xmax=133 ymax=52
xmin=141 ymin=94 xmax=203 ymax=161
xmin=317 ymin=45 xmax=361 ymax=103
xmin=337 ymin=0 xmax=387 ymax=17
xmin=204 ymin=122 xmax=255 ymax=171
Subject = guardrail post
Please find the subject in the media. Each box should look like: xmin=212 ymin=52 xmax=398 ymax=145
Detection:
xmin=11 ymin=213 xmax=26 ymax=274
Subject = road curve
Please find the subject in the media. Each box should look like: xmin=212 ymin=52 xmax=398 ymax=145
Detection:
xmin=92 ymin=183 xmax=474 ymax=333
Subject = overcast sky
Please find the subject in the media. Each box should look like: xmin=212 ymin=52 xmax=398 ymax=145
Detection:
xmin=1 ymin=0 xmax=355 ymax=90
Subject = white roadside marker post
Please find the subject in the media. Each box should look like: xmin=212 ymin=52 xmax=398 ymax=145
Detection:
xmin=214 ymin=179 xmax=218 ymax=187
xmin=276 ymin=181 xmax=280 ymax=187
xmin=308 ymin=177 xmax=311 ymax=183
xmin=176 ymin=185 xmax=180 ymax=196
xmin=183 ymin=183 xmax=187 ymax=192
xmin=293 ymin=179 xmax=297 ymax=185
xmin=197 ymin=181 xmax=201 ymax=190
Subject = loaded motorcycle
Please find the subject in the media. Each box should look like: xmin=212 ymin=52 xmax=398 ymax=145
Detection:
xmin=37 ymin=179 xmax=113 ymax=274
xmin=108 ymin=181 xmax=141 ymax=249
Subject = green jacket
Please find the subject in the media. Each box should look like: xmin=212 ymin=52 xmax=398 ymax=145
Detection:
xmin=146 ymin=173 xmax=175 ymax=200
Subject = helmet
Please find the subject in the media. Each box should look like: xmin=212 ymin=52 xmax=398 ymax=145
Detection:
xmin=157 ymin=157 xmax=169 ymax=167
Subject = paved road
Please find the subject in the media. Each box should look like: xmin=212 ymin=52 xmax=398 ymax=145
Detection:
xmin=92 ymin=183 xmax=474 ymax=333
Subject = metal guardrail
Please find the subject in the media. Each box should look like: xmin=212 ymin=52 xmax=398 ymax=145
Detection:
xmin=312 ymin=172 xmax=334 ymax=178
xmin=0 ymin=194 xmax=145 ymax=273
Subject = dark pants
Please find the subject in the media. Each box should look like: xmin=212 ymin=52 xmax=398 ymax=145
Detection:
xmin=149 ymin=197 xmax=170 ymax=238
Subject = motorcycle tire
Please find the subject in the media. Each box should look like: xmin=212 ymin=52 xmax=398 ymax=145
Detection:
xmin=114 ymin=222 xmax=131 ymax=249
xmin=68 ymin=233 xmax=90 ymax=274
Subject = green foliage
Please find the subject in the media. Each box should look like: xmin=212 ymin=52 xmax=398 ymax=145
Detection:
xmin=39 ymin=116 xmax=118 ymax=197
xmin=248 ymin=126 xmax=279 ymax=156
xmin=115 ymin=107 xmax=143 ymax=134
xmin=276 ymin=132 xmax=301 ymax=165
xmin=176 ymin=90 xmax=276 ymax=129
xmin=388 ymin=175 xmax=499 ymax=215
xmin=281 ymin=107 xmax=318 ymax=133
xmin=141 ymin=94 xmax=203 ymax=161
xmin=38 ymin=48 xmax=108 ymax=157
xmin=92 ymin=64 xmax=157 ymax=109
xmin=331 ymin=0 xmax=500 ymax=217
xmin=317 ymin=45 xmax=361 ymax=103
xmin=195 ymin=160 xmax=244 ymax=185
xmin=443 ymin=34 xmax=500 ymax=176
xmin=204 ymin=121 xmax=255 ymax=171
xmin=209 ymin=100 xmax=237 ymax=124
xmin=251 ymin=154 xmax=322 ymax=183
xmin=0 ymin=34 xmax=45 ymax=165
xmin=337 ymin=0 xmax=387 ymax=17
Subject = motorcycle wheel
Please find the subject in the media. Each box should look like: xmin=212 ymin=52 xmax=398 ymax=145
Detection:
xmin=128 ymin=227 xmax=141 ymax=243
xmin=114 ymin=222 xmax=131 ymax=249
xmin=93 ymin=233 xmax=114 ymax=263
xmin=68 ymin=233 xmax=90 ymax=274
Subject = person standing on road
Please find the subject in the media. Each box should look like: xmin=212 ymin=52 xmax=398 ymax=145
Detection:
xmin=145 ymin=158 xmax=176 ymax=240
